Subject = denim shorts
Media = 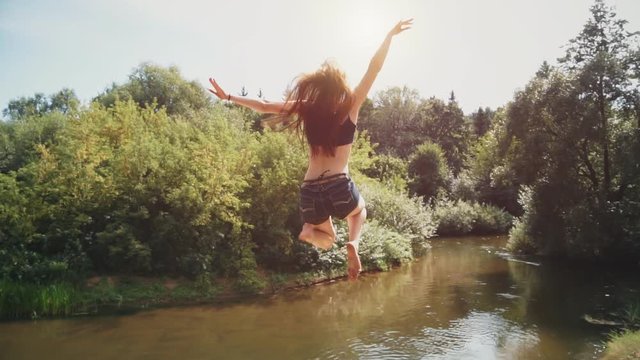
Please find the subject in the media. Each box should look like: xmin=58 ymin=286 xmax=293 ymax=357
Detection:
xmin=299 ymin=174 xmax=361 ymax=225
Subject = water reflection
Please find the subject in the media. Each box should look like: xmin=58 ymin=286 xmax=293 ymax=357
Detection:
xmin=0 ymin=236 xmax=637 ymax=360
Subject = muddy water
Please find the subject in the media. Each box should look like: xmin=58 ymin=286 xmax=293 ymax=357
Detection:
xmin=1 ymin=236 xmax=637 ymax=359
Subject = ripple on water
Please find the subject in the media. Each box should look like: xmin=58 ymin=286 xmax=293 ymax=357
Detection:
xmin=319 ymin=311 xmax=540 ymax=360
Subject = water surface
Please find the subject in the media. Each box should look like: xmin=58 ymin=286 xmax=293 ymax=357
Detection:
xmin=1 ymin=236 xmax=637 ymax=359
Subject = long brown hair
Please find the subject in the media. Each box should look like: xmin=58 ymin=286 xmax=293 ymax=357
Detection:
xmin=276 ymin=62 xmax=353 ymax=157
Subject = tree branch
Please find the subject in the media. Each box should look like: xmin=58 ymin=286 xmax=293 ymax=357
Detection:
xmin=577 ymin=139 xmax=600 ymax=191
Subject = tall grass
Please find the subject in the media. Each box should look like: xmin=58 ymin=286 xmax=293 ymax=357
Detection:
xmin=602 ymin=329 xmax=640 ymax=360
xmin=0 ymin=280 xmax=78 ymax=319
xmin=624 ymin=301 xmax=640 ymax=326
xmin=0 ymin=277 xmax=226 ymax=320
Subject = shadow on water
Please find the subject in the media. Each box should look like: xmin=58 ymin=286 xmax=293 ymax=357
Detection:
xmin=0 ymin=235 xmax=638 ymax=360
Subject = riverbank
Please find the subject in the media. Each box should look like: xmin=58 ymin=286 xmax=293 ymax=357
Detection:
xmin=0 ymin=261 xmax=388 ymax=320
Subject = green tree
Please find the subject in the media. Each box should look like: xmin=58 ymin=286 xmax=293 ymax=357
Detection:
xmin=359 ymin=86 xmax=421 ymax=157
xmin=414 ymin=97 xmax=471 ymax=174
xmin=3 ymin=89 xmax=79 ymax=121
xmin=505 ymin=0 xmax=640 ymax=259
xmin=357 ymin=97 xmax=374 ymax=125
xmin=463 ymin=108 xmax=520 ymax=213
xmin=559 ymin=0 xmax=639 ymax=202
xmin=1 ymin=89 xmax=80 ymax=172
xmin=360 ymin=87 xmax=472 ymax=173
xmin=49 ymin=89 xmax=80 ymax=115
xmin=470 ymin=107 xmax=493 ymax=138
xmin=94 ymin=63 xmax=211 ymax=116
xmin=408 ymin=142 xmax=450 ymax=200
xmin=3 ymin=93 xmax=49 ymax=120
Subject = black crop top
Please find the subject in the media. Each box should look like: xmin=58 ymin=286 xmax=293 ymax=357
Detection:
xmin=335 ymin=117 xmax=356 ymax=146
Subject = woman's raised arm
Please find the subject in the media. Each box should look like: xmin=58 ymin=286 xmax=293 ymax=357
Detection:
xmin=208 ymin=78 xmax=294 ymax=114
xmin=351 ymin=19 xmax=413 ymax=114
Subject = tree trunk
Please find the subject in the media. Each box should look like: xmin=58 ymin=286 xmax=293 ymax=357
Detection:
xmin=637 ymin=98 xmax=640 ymax=131
xmin=580 ymin=140 xmax=599 ymax=192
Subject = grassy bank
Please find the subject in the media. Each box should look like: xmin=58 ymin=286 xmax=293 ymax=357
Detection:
xmin=602 ymin=330 xmax=640 ymax=360
xmin=0 ymin=277 xmax=214 ymax=320
xmin=0 ymin=280 xmax=79 ymax=319
xmin=0 ymin=268 xmax=393 ymax=320
xmin=0 ymin=224 xmax=419 ymax=321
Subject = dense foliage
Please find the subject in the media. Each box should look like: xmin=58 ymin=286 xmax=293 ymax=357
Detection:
xmin=0 ymin=65 xmax=441 ymax=290
xmin=499 ymin=1 xmax=640 ymax=259
xmin=359 ymin=88 xmax=470 ymax=175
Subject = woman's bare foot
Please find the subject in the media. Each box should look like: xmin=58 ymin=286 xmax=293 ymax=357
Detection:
xmin=299 ymin=229 xmax=334 ymax=250
xmin=346 ymin=240 xmax=362 ymax=280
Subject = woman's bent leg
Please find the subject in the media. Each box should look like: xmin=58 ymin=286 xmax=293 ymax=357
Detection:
xmin=298 ymin=218 xmax=336 ymax=250
xmin=345 ymin=197 xmax=366 ymax=279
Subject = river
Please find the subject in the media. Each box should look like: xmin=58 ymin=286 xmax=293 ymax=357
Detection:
xmin=1 ymin=236 xmax=638 ymax=359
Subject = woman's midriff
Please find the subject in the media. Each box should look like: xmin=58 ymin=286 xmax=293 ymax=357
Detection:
xmin=304 ymin=144 xmax=352 ymax=180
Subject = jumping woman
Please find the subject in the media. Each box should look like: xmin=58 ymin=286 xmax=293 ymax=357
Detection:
xmin=208 ymin=19 xmax=412 ymax=280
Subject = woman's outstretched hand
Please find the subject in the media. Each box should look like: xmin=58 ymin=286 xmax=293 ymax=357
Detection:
xmin=208 ymin=78 xmax=228 ymax=100
xmin=388 ymin=18 xmax=413 ymax=37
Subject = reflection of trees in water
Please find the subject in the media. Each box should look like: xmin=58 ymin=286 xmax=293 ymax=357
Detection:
xmin=504 ymin=259 xmax=542 ymax=323
xmin=507 ymin=258 xmax=640 ymax=325
xmin=261 ymin=238 xmax=639 ymax=358
xmin=307 ymin=239 xmax=510 ymax=326
xmin=297 ymin=238 xmax=533 ymax=349
xmin=252 ymin=236 xmax=632 ymax=357
xmin=304 ymin=237 xmax=546 ymax=357
xmin=504 ymin=257 xmax=640 ymax=358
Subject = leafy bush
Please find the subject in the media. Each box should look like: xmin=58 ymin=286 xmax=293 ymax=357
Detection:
xmin=242 ymin=130 xmax=306 ymax=269
xmin=361 ymin=153 xmax=409 ymax=192
xmin=449 ymin=170 xmax=478 ymax=202
xmin=356 ymin=175 xmax=436 ymax=256
xmin=0 ymin=101 xmax=261 ymax=282
xmin=357 ymin=221 xmax=413 ymax=271
xmin=434 ymin=198 xmax=474 ymax=235
xmin=234 ymin=269 xmax=267 ymax=295
xmin=472 ymin=202 xmax=514 ymax=234
xmin=314 ymin=221 xmax=413 ymax=274
xmin=0 ymin=112 xmax=67 ymax=173
xmin=0 ymin=171 xmax=87 ymax=283
xmin=433 ymin=197 xmax=513 ymax=236
xmin=507 ymin=186 xmax=538 ymax=253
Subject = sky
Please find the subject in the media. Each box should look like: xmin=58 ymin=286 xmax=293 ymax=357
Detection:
xmin=1 ymin=0 xmax=639 ymax=115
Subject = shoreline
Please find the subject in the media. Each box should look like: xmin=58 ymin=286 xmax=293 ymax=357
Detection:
xmin=0 ymin=267 xmax=378 ymax=322
xmin=1 ymin=235 xmax=508 ymax=321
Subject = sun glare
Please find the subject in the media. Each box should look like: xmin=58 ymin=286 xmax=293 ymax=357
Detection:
xmin=347 ymin=4 xmax=390 ymax=48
